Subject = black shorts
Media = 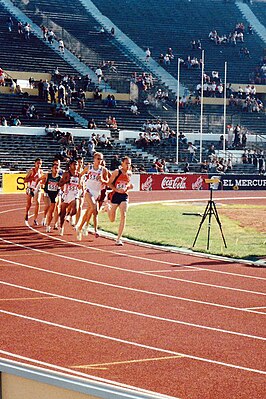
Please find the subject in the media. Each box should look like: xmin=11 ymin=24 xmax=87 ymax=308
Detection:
xmin=45 ymin=191 xmax=58 ymax=204
xmin=111 ymin=192 xmax=128 ymax=205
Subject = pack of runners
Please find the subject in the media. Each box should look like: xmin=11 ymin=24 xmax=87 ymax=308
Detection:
xmin=24 ymin=155 xmax=133 ymax=246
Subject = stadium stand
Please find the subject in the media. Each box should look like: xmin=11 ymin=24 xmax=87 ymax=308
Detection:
xmin=0 ymin=0 xmax=264 ymax=175
xmin=92 ymin=0 xmax=264 ymax=86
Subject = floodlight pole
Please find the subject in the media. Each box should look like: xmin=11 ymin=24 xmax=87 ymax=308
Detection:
xmin=223 ymin=61 xmax=227 ymax=159
xmin=199 ymin=50 xmax=205 ymax=163
xmin=176 ymin=58 xmax=181 ymax=165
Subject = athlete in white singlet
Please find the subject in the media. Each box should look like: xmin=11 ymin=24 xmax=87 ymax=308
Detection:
xmin=58 ymin=160 xmax=80 ymax=236
xmin=77 ymin=152 xmax=108 ymax=240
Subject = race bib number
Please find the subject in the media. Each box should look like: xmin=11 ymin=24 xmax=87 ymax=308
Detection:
xmin=48 ymin=182 xmax=58 ymax=191
xmin=69 ymin=184 xmax=78 ymax=192
xmin=117 ymin=182 xmax=127 ymax=190
xmin=29 ymin=181 xmax=37 ymax=189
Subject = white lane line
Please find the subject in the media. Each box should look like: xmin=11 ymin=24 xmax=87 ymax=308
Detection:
xmin=243 ymin=306 xmax=266 ymax=311
xmin=129 ymin=197 xmax=266 ymax=205
xmin=25 ymin=224 xmax=266 ymax=283
xmin=0 ymin=350 xmax=167 ymax=396
xmin=0 ymin=207 xmax=265 ymax=283
xmin=1 ymin=280 xmax=265 ymax=341
xmin=141 ymin=268 xmax=203 ymax=273
xmin=0 ymin=258 xmax=265 ymax=315
xmin=0 ymin=239 xmax=265 ymax=298
xmin=1 ymin=310 xmax=265 ymax=375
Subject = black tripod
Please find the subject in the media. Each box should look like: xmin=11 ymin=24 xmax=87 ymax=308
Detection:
xmin=193 ymin=188 xmax=227 ymax=250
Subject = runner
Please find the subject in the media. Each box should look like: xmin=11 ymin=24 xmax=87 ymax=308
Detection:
xmin=41 ymin=162 xmax=61 ymax=232
xmin=107 ymin=156 xmax=133 ymax=246
xmin=24 ymin=158 xmax=44 ymax=225
xmin=42 ymin=158 xmax=63 ymax=227
xmin=98 ymin=159 xmax=112 ymax=210
xmin=77 ymin=152 xmax=108 ymax=241
xmin=58 ymin=159 xmax=80 ymax=236
xmin=74 ymin=156 xmax=85 ymax=228
xmin=50 ymin=158 xmax=63 ymax=230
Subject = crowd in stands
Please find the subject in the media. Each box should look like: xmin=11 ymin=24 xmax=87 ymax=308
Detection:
xmin=208 ymin=21 xmax=252 ymax=50
xmin=7 ymin=17 xmax=32 ymax=40
xmin=45 ymin=125 xmax=114 ymax=163
xmin=242 ymin=148 xmax=265 ymax=174
xmin=194 ymin=74 xmax=264 ymax=112
xmin=0 ymin=115 xmax=21 ymax=126
xmin=228 ymin=86 xmax=264 ymax=112
xmin=250 ymin=56 xmax=266 ymax=85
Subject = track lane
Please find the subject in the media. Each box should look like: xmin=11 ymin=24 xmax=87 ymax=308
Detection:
xmin=1 ymin=192 xmax=265 ymax=399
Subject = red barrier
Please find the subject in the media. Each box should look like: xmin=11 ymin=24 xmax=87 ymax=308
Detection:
xmin=140 ymin=174 xmax=209 ymax=191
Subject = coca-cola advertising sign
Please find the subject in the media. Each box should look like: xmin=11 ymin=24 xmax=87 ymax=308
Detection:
xmin=140 ymin=174 xmax=209 ymax=191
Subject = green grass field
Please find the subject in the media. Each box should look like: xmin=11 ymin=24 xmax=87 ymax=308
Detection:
xmin=98 ymin=202 xmax=266 ymax=260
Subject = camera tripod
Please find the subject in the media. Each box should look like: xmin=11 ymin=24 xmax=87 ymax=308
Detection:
xmin=192 ymin=188 xmax=227 ymax=250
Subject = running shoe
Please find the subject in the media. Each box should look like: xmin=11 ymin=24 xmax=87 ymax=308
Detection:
xmin=95 ymin=231 xmax=100 ymax=238
xmin=70 ymin=216 xmax=75 ymax=226
xmin=82 ymin=226 xmax=89 ymax=236
xmin=65 ymin=215 xmax=70 ymax=223
xmin=33 ymin=219 xmax=38 ymax=226
xmin=46 ymin=226 xmax=51 ymax=233
xmin=59 ymin=227 xmax=64 ymax=236
xmin=115 ymin=239 xmax=123 ymax=246
xmin=25 ymin=215 xmax=29 ymax=226
xmin=41 ymin=217 xmax=47 ymax=226
xmin=54 ymin=223 xmax=58 ymax=230
xmin=101 ymin=201 xmax=111 ymax=213
xmin=77 ymin=230 xmax=82 ymax=241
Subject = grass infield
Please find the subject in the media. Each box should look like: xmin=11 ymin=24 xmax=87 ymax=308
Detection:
xmin=98 ymin=202 xmax=266 ymax=260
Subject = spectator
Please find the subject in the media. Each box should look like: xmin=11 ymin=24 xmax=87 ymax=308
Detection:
xmin=77 ymin=88 xmax=85 ymax=109
xmin=87 ymin=140 xmax=95 ymax=157
xmin=24 ymin=23 xmax=31 ymax=40
xmin=1 ymin=116 xmax=7 ymax=126
xmin=130 ymin=103 xmax=139 ymax=115
xmin=0 ymin=68 xmax=5 ymax=86
xmin=95 ymin=67 xmax=103 ymax=83
xmin=7 ymin=17 xmax=13 ymax=32
xmin=145 ymin=47 xmax=151 ymax=62
xmin=183 ymin=163 xmax=190 ymax=173
xmin=93 ymin=87 xmax=102 ymax=100
xmin=48 ymin=29 xmax=55 ymax=44
xmin=187 ymin=142 xmax=198 ymax=163
xmin=88 ymin=118 xmax=97 ymax=129
xmin=58 ymin=39 xmax=64 ymax=53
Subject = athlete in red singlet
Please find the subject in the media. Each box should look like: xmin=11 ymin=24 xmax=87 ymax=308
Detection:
xmin=107 ymin=156 xmax=133 ymax=246
xmin=24 ymin=158 xmax=44 ymax=225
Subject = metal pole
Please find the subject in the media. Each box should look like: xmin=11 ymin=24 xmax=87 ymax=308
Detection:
xmin=199 ymin=50 xmax=204 ymax=163
xmin=223 ymin=61 xmax=227 ymax=159
xmin=176 ymin=58 xmax=180 ymax=165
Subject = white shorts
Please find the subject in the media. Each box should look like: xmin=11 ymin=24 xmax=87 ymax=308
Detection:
xmin=62 ymin=192 xmax=78 ymax=204
xmin=86 ymin=187 xmax=101 ymax=201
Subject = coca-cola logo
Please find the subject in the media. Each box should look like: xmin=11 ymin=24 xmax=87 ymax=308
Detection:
xmin=141 ymin=175 xmax=153 ymax=191
xmin=161 ymin=176 xmax=187 ymax=190
xmin=192 ymin=176 xmax=203 ymax=190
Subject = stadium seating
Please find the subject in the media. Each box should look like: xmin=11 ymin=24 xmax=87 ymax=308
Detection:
xmin=0 ymin=0 xmax=264 ymax=174
xmin=92 ymin=0 xmax=264 ymax=87
xmin=0 ymin=133 xmax=153 ymax=171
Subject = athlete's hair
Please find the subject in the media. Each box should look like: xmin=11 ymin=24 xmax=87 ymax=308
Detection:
xmin=35 ymin=157 xmax=42 ymax=163
xmin=121 ymin=156 xmax=131 ymax=163
xmin=94 ymin=152 xmax=103 ymax=159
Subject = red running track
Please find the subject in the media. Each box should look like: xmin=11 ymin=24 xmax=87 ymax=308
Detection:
xmin=0 ymin=193 xmax=266 ymax=399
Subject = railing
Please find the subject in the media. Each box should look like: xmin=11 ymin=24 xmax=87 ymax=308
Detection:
xmin=0 ymin=357 xmax=174 ymax=399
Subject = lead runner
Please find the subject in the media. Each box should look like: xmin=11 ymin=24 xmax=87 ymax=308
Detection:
xmin=107 ymin=156 xmax=133 ymax=246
